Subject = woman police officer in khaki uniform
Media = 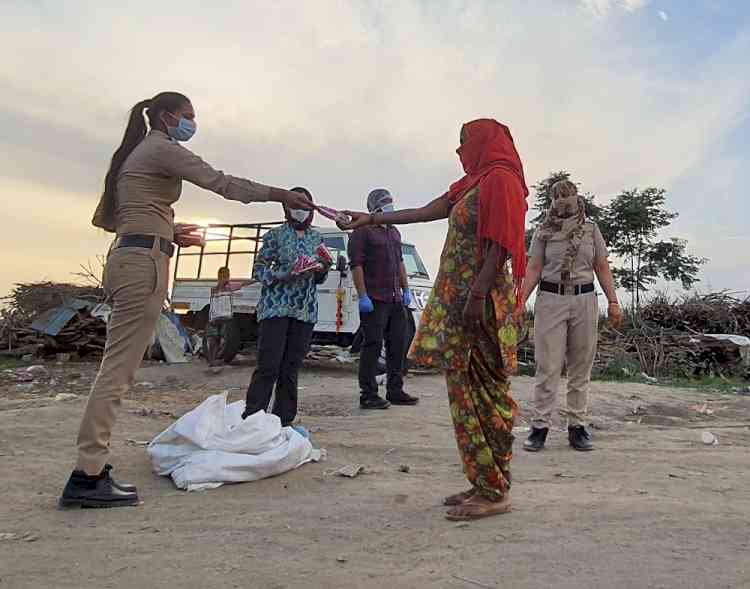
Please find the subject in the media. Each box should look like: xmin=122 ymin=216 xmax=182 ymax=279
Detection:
xmin=59 ymin=91 xmax=312 ymax=508
xmin=521 ymin=180 xmax=622 ymax=452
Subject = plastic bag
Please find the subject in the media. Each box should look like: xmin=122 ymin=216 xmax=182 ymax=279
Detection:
xmin=147 ymin=393 xmax=325 ymax=491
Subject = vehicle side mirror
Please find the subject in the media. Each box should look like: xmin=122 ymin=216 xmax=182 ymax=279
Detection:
xmin=336 ymin=255 xmax=348 ymax=274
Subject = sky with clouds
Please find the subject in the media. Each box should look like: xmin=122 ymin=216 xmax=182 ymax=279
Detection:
xmin=1 ymin=0 xmax=748 ymax=301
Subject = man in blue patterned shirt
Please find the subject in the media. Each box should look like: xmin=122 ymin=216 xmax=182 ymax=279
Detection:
xmin=242 ymin=188 xmax=330 ymax=427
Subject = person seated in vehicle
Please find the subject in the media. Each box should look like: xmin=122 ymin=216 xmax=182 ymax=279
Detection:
xmin=241 ymin=187 xmax=331 ymax=432
xmin=347 ymin=188 xmax=419 ymax=410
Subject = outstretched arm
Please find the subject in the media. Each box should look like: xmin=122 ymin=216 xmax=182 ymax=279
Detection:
xmin=341 ymin=194 xmax=451 ymax=229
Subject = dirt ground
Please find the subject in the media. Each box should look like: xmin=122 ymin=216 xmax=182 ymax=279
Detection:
xmin=1 ymin=355 xmax=749 ymax=589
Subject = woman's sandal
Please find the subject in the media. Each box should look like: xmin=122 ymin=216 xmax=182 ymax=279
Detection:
xmin=443 ymin=489 xmax=475 ymax=506
xmin=444 ymin=495 xmax=511 ymax=521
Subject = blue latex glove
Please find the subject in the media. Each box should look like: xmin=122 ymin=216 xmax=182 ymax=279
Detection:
xmin=358 ymin=294 xmax=374 ymax=314
xmin=402 ymin=288 xmax=412 ymax=307
xmin=291 ymin=425 xmax=310 ymax=439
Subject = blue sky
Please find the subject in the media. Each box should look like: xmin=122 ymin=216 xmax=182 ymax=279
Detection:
xmin=0 ymin=0 xmax=748 ymax=300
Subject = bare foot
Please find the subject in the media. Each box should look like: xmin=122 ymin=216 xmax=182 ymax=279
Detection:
xmin=445 ymin=494 xmax=511 ymax=521
xmin=443 ymin=489 xmax=475 ymax=506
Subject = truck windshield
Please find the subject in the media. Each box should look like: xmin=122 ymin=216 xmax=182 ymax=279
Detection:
xmin=402 ymin=244 xmax=429 ymax=279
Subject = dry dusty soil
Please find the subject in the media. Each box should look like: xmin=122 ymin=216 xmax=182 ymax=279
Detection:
xmin=1 ymin=355 xmax=749 ymax=589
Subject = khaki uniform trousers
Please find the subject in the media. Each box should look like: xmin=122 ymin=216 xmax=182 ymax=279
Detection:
xmin=532 ymin=290 xmax=598 ymax=428
xmin=75 ymin=240 xmax=169 ymax=474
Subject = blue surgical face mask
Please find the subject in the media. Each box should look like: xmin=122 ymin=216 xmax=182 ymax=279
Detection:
xmin=379 ymin=204 xmax=395 ymax=213
xmin=166 ymin=114 xmax=196 ymax=142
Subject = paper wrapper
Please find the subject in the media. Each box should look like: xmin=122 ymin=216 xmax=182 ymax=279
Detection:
xmin=315 ymin=243 xmax=333 ymax=265
xmin=292 ymin=255 xmax=324 ymax=275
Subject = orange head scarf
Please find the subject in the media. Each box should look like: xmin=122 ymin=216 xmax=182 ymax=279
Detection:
xmin=446 ymin=119 xmax=529 ymax=298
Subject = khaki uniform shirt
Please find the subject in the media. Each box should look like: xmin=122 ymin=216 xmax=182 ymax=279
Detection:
xmin=529 ymin=221 xmax=608 ymax=284
xmin=115 ymin=130 xmax=271 ymax=240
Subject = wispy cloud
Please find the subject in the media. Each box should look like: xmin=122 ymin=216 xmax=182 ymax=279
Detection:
xmin=659 ymin=10 xmax=670 ymax=21
xmin=0 ymin=0 xmax=748 ymax=296
xmin=579 ymin=0 xmax=649 ymax=17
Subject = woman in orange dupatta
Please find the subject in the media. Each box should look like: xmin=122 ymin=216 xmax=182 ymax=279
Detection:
xmin=340 ymin=119 xmax=528 ymax=520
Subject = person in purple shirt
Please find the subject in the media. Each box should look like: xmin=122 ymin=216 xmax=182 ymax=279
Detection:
xmin=347 ymin=189 xmax=419 ymax=410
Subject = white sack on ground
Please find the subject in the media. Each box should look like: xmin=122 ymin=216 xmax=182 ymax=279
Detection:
xmin=147 ymin=393 xmax=325 ymax=491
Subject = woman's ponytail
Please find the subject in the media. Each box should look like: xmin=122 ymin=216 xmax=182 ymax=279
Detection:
xmin=92 ymin=99 xmax=151 ymax=232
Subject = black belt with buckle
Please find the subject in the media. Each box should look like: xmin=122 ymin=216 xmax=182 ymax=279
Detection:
xmin=539 ymin=281 xmax=594 ymax=296
xmin=114 ymin=234 xmax=175 ymax=258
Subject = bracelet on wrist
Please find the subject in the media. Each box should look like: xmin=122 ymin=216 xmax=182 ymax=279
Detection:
xmin=608 ymin=300 xmax=619 ymax=306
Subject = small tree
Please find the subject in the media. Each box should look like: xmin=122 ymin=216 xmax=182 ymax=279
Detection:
xmin=601 ymin=188 xmax=706 ymax=309
xmin=526 ymin=171 xmax=607 ymax=248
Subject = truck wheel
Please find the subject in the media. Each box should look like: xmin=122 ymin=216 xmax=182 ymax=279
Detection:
xmin=221 ymin=320 xmax=242 ymax=364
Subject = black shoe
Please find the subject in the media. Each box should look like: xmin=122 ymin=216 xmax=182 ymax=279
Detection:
xmin=568 ymin=425 xmax=593 ymax=451
xmin=360 ymin=396 xmax=391 ymax=410
xmin=59 ymin=467 xmax=140 ymax=509
xmin=103 ymin=464 xmax=136 ymax=493
xmin=523 ymin=427 xmax=549 ymax=452
xmin=386 ymin=392 xmax=419 ymax=406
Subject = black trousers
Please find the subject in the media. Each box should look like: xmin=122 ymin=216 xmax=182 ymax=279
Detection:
xmin=243 ymin=317 xmax=314 ymax=426
xmin=358 ymin=300 xmax=406 ymax=399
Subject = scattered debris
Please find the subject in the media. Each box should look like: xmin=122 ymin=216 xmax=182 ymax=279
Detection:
xmin=451 ymin=574 xmax=496 ymax=589
xmin=126 ymin=439 xmax=150 ymax=447
xmin=336 ymin=555 xmax=348 ymax=563
xmin=555 ymin=473 xmax=576 ymax=479
xmin=701 ymin=431 xmax=719 ymax=446
xmin=26 ymin=365 xmax=49 ymax=378
xmin=335 ymin=465 xmax=366 ymax=478
xmin=53 ymin=393 xmax=79 ymax=402
xmin=689 ymin=404 xmax=715 ymax=416
xmin=398 ymin=464 xmax=411 ymax=474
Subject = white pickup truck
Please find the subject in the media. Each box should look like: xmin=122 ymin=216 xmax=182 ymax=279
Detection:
xmin=170 ymin=222 xmax=434 ymax=364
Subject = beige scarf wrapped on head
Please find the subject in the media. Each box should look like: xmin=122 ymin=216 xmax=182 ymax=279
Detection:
xmin=535 ymin=181 xmax=586 ymax=284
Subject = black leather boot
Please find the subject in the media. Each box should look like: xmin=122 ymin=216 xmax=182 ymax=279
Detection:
xmin=568 ymin=425 xmax=593 ymax=451
xmin=523 ymin=427 xmax=549 ymax=452
xmin=59 ymin=466 xmax=140 ymax=509
xmin=103 ymin=464 xmax=137 ymax=493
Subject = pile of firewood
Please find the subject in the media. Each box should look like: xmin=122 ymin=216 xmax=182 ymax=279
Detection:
xmin=1 ymin=282 xmax=106 ymax=358
xmin=519 ymin=292 xmax=750 ymax=379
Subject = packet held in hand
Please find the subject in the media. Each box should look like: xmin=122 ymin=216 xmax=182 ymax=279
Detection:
xmin=292 ymin=255 xmax=323 ymax=275
xmin=315 ymin=243 xmax=333 ymax=265
xmin=315 ymin=205 xmax=351 ymax=226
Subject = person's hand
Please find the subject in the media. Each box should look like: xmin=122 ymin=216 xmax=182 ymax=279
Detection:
xmin=338 ymin=211 xmax=370 ymax=230
xmin=272 ymin=270 xmax=295 ymax=283
xmin=280 ymin=189 xmax=314 ymax=211
xmin=402 ymin=288 xmax=412 ymax=307
xmin=607 ymin=301 xmax=624 ymax=330
xmin=174 ymin=223 xmax=205 ymax=247
xmin=358 ymin=294 xmax=374 ymax=314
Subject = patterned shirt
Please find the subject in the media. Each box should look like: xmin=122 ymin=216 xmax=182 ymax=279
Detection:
xmin=347 ymin=225 xmax=403 ymax=303
xmin=254 ymin=224 xmax=327 ymax=324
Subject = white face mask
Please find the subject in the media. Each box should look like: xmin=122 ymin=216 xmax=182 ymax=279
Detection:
xmin=289 ymin=209 xmax=309 ymax=223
